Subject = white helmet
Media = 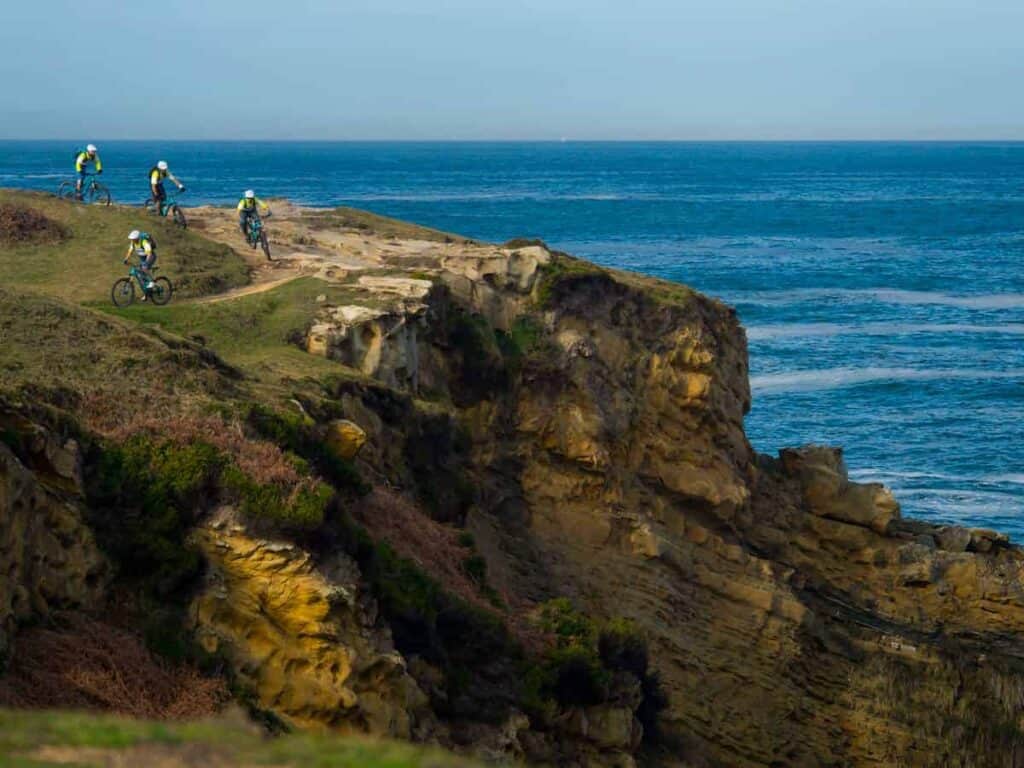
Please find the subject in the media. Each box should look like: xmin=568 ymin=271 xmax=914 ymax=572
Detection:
xmin=128 ymin=230 xmax=140 ymax=241
xmin=157 ymin=161 xmax=168 ymax=171
xmin=244 ymin=189 xmax=255 ymax=199
xmin=86 ymin=144 xmax=97 ymax=153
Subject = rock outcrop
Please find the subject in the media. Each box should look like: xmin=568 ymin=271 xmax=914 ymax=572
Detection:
xmin=0 ymin=420 xmax=108 ymax=662
xmin=189 ymin=508 xmax=432 ymax=738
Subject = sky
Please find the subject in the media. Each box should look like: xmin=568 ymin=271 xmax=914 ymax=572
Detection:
xmin=3 ymin=0 xmax=1024 ymax=140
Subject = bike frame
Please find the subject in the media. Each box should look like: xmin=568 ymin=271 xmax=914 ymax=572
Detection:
xmin=154 ymin=190 xmax=185 ymax=217
xmin=247 ymin=214 xmax=264 ymax=242
xmin=72 ymin=172 xmax=104 ymax=198
xmin=128 ymin=264 xmax=152 ymax=292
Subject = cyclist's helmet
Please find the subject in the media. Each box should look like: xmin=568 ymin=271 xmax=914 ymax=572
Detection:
xmin=86 ymin=144 xmax=97 ymax=153
xmin=128 ymin=230 xmax=141 ymax=241
xmin=157 ymin=161 xmax=168 ymax=170
xmin=244 ymin=190 xmax=255 ymax=199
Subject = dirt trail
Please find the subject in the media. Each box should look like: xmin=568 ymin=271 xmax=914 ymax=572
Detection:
xmin=185 ymin=200 xmax=481 ymax=305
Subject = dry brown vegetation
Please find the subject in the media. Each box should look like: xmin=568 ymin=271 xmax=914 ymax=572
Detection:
xmin=352 ymin=487 xmax=542 ymax=650
xmin=0 ymin=614 xmax=229 ymax=719
xmin=101 ymin=412 xmax=303 ymax=487
xmin=0 ymin=203 xmax=68 ymax=244
xmin=354 ymin=487 xmax=493 ymax=611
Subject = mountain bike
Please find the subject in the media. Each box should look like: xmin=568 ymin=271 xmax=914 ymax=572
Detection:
xmin=244 ymin=212 xmax=272 ymax=260
xmin=143 ymin=188 xmax=187 ymax=229
xmin=111 ymin=264 xmax=173 ymax=307
xmin=57 ymin=173 xmax=111 ymax=206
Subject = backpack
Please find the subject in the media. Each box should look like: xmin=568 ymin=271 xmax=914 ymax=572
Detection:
xmin=139 ymin=232 xmax=156 ymax=249
xmin=73 ymin=148 xmax=86 ymax=160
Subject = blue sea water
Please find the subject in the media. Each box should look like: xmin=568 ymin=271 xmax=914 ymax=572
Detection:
xmin=2 ymin=141 xmax=1023 ymax=536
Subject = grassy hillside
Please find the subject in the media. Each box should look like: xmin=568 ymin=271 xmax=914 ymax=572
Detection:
xmin=104 ymin=277 xmax=373 ymax=382
xmin=0 ymin=190 xmax=249 ymax=304
xmin=0 ymin=710 xmax=481 ymax=768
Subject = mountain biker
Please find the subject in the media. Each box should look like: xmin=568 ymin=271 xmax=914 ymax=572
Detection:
xmin=237 ymin=190 xmax=271 ymax=237
xmin=74 ymin=144 xmax=102 ymax=199
xmin=124 ymin=230 xmax=158 ymax=299
xmin=149 ymin=161 xmax=184 ymax=212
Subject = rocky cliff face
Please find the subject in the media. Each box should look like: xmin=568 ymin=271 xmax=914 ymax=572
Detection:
xmin=321 ymin=245 xmax=1024 ymax=766
xmin=5 ymin=213 xmax=1024 ymax=768
xmin=0 ymin=411 xmax=108 ymax=662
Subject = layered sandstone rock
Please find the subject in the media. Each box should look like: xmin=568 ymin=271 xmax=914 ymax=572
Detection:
xmin=0 ymin=431 xmax=108 ymax=660
xmin=189 ymin=509 xmax=433 ymax=738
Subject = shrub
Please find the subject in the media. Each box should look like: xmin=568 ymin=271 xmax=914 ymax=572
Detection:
xmin=246 ymin=403 xmax=367 ymax=494
xmin=221 ymin=465 xmax=332 ymax=528
xmin=526 ymin=599 xmax=669 ymax=742
xmin=599 ymin=617 xmax=648 ymax=677
xmin=538 ymin=598 xmax=597 ymax=648
xmin=0 ymin=203 xmax=68 ymax=244
xmin=86 ymin=436 xmax=224 ymax=595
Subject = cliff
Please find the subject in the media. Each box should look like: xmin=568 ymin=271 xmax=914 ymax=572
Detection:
xmin=2 ymin=190 xmax=1024 ymax=767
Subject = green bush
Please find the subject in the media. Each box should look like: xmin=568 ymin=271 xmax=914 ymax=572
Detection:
xmin=538 ymin=598 xmax=597 ymax=648
xmin=246 ymin=403 xmax=368 ymax=495
xmin=599 ymin=617 xmax=648 ymax=677
xmin=86 ymin=436 xmax=224 ymax=595
xmin=221 ymin=465 xmax=332 ymax=528
xmin=525 ymin=599 xmax=668 ymax=741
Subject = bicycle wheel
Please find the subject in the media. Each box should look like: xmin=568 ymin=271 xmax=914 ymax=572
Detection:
xmin=87 ymin=183 xmax=111 ymax=206
xmin=57 ymin=181 xmax=76 ymax=200
xmin=149 ymin=276 xmax=174 ymax=306
xmin=260 ymin=229 xmax=271 ymax=260
xmin=111 ymin=278 xmax=135 ymax=307
xmin=170 ymin=205 xmax=187 ymax=229
xmin=143 ymin=198 xmax=156 ymax=212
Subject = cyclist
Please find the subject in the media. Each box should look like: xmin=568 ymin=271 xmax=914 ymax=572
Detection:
xmin=237 ymin=189 xmax=271 ymax=237
xmin=124 ymin=230 xmax=158 ymax=298
xmin=74 ymin=144 xmax=102 ymax=199
xmin=149 ymin=161 xmax=185 ymax=213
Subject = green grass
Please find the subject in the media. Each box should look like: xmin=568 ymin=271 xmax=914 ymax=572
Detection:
xmin=533 ymin=253 xmax=606 ymax=307
xmin=0 ymin=190 xmax=249 ymax=304
xmin=100 ymin=277 xmax=373 ymax=381
xmin=0 ymin=287 xmax=238 ymax=407
xmin=0 ymin=710 xmax=481 ymax=768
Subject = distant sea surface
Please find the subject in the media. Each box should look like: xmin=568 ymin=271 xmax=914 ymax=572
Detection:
xmin=3 ymin=141 xmax=1023 ymax=535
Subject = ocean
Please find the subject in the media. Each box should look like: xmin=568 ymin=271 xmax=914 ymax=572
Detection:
xmin=2 ymin=140 xmax=1023 ymax=535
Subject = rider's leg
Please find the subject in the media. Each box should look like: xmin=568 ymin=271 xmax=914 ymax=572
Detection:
xmin=154 ymin=184 xmax=166 ymax=214
xmin=239 ymin=210 xmax=250 ymax=236
xmin=141 ymin=254 xmax=157 ymax=288
xmin=75 ymin=171 xmax=85 ymax=199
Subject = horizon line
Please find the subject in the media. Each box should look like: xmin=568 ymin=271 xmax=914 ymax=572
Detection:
xmin=5 ymin=138 xmax=1024 ymax=144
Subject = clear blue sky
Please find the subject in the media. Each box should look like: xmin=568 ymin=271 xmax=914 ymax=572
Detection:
xmin=4 ymin=0 xmax=1024 ymax=140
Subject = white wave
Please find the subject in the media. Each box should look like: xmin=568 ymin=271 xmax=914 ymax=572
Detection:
xmin=747 ymin=322 xmax=1024 ymax=340
xmin=982 ymin=474 xmax=1024 ymax=486
xmin=873 ymin=290 xmax=1024 ymax=310
xmin=750 ymin=367 xmax=1024 ymax=394
xmin=849 ymin=468 xmax=974 ymax=484
xmin=738 ymin=288 xmax=1024 ymax=310
xmin=893 ymin=487 xmax=1020 ymax=502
